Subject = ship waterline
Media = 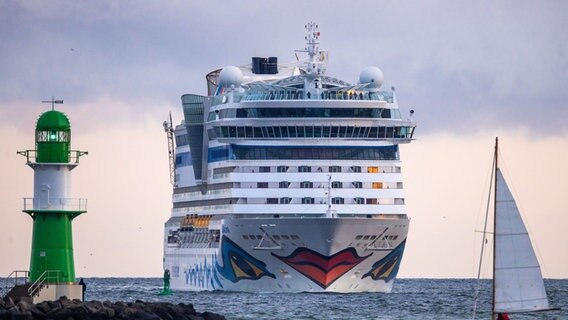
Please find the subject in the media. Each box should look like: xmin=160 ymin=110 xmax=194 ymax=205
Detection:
xmin=163 ymin=22 xmax=416 ymax=293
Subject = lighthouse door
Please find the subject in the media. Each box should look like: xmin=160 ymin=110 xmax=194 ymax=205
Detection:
xmin=39 ymin=183 xmax=51 ymax=209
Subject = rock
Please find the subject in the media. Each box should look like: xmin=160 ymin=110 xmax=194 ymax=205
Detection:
xmin=38 ymin=301 xmax=52 ymax=313
xmin=3 ymin=297 xmax=15 ymax=309
xmin=200 ymin=311 xmax=227 ymax=320
xmin=9 ymin=310 xmax=32 ymax=320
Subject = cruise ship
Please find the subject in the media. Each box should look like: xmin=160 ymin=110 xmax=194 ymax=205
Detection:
xmin=163 ymin=23 xmax=416 ymax=293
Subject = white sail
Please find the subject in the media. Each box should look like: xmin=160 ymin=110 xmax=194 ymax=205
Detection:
xmin=494 ymin=169 xmax=550 ymax=313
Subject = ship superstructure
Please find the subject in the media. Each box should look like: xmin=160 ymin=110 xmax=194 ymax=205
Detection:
xmin=163 ymin=23 xmax=416 ymax=292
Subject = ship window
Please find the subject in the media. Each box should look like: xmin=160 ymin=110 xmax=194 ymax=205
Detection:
xmin=368 ymin=167 xmax=379 ymax=173
xmin=362 ymin=235 xmax=370 ymax=240
xmin=237 ymin=126 xmax=245 ymax=137
xmin=175 ymin=134 xmax=189 ymax=146
xmin=256 ymin=235 xmax=263 ymax=239
xmin=248 ymin=235 xmax=255 ymax=239
xmin=297 ymin=126 xmax=305 ymax=137
xmin=322 ymin=126 xmax=330 ymax=137
xmin=393 ymin=235 xmax=399 ymax=240
xmin=299 ymin=166 xmax=311 ymax=173
xmin=267 ymin=198 xmax=278 ymax=204
xmin=366 ymin=198 xmax=378 ymax=204
xmin=280 ymin=126 xmax=289 ymax=138
xmin=355 ymin=235 xmax=363 ymax=240
xmin=331 ymin=197 xmax=344 ymax=204
xmin=279 ymin=181 xmax=290 ymax=188
xmin=273 ymin=126 xmax=282 ymax=138
xmin=302 ymin=197 xmax=315 ymax=204
xmin=368 ymin=127 xmax=378 ymax=138
xmin=277 ymin=166 xmax=289 ymax=172
xmin=331 ymin=181 xmax=343 ymax=188
xmin=330 ymin=126 xmax=339 ymax=137
xmin=273 ymin=235 xmax=281 ymax=240
xmin=281 ymin=235 xmax=290 ymax=240
xmin=355 ymin=197 xmax=365 ymax=204
xmin=257 ymin=182 xmax=268 ymax=188
xmin=352 ymin=181 xmax=363 ymax=188
xmin=291 ymin=235 xmax=299 ymax=240
xmin=369 ymin=235 xmax=377 ymax=240
xmin=288 ymin=126 xmax=297 ymax=137
xmin=246 ymin=127 xmax=254 ymax=138
xmin=351 ymin=166 xmax=361 ymax=173
xmin=280 ymin=197 xmax=291 ymax=204
xmin=253 ymin=127 xmax=263 ymax=138
xmin=242 ymin=235 xmax=249 ymax=240
xmin=208 ymin=145 xmax=399 ymax=162
xmin=301 ymin=181 xmax=313 ymax=189
xmin=229 ymin=126 xmax=237 ymax=137
xmin=329 ymin=166 xmax=342 ymax=173
xmin=372 ymin=182 xmax=383 ymax=189
xmin=313 ymin=126 xmax=322 ymax=137
xmin=260 ymin=166 xmax=271 ymax=172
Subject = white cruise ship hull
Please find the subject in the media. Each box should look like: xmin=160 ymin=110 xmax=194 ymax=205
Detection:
xmin=164 ymin=216 xmax=408 ymax=292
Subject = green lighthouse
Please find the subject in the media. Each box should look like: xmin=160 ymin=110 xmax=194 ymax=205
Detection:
xmin=16 ymin=99 xmax=88 ymax=302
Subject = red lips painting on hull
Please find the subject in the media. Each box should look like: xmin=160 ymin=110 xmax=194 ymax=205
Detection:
xmin=272 ymin=247 xmax=371 ymax=289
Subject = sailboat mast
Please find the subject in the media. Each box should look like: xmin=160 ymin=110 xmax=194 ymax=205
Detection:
xmin=492 ymin=137 xmax=498 ymax=320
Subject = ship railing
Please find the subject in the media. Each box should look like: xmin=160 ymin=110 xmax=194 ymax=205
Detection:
xmin=23 ymin=197 xmax=88 ymax=212
xmin=28 ymin=270 xmax=63 ymax=298
xmin=241 ymin=90 xmax=394 ymax=102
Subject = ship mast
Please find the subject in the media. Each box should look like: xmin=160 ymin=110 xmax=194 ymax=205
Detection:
xmin=297 ymin=22 xmax=327 ymax=98
xmin=163 ymin=112 xmax=176 ymax=186
xmin=492 ymin=137 xmax=498 ymax=320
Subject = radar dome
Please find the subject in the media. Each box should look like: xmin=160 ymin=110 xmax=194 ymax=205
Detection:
xmin=219 ymin=66 xmax=243 ymax=88
xmin=359 ymin=66 xmax=384 ymax=88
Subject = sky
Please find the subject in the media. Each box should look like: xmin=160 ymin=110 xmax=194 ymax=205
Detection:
xmin=1 ymin=0 xmax=567 ymax=279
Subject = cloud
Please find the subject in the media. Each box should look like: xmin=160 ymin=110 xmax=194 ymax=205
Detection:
xmin=1 ymin=0 xmax=567 ymax=136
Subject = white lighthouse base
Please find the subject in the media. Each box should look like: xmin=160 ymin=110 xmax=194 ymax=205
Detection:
xmin=33 ymin=283 xmax=83 ymax=303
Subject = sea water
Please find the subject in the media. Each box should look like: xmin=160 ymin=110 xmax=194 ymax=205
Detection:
xmin=7 ymin=278 xmax=567 ymax=319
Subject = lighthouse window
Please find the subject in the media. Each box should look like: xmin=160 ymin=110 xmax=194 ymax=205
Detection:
xmin=36 ymin=130 xmax=70 ymax=142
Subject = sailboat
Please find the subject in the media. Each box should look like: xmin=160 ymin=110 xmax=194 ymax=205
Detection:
xmin=472 ymin=138 xmax=558 ymax=319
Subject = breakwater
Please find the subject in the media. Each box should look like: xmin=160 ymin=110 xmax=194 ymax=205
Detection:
xmin=0 ymin=296 xmax=226 ymax=320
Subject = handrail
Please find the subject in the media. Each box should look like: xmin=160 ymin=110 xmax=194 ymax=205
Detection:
xmin=28 ymin=270 xmax=63 ymax=298
xmin=3 ymin=270 xmax=29 ymax=294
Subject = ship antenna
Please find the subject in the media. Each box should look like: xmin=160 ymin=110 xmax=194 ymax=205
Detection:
xmin=301 ymin=22 xmax=326 ymax=75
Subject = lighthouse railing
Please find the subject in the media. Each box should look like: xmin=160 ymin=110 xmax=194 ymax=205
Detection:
xmin=23 ymin=197 xmax=88 ymax=212
xmin=28 ymin=270 xmax=63 ymax=298
xmin=3 ymin=270 xmax=29 ymax=296
xmin=17 ymin=150 xmax=88 ymax=164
